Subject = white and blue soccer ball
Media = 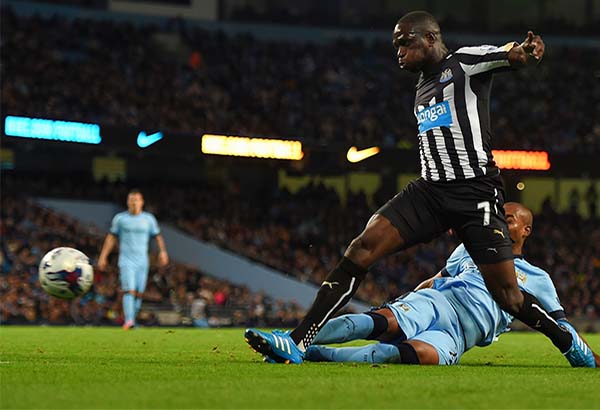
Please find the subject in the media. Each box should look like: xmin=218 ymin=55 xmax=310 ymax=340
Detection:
xmin=38 ymin=247 xmax=94 ymax=299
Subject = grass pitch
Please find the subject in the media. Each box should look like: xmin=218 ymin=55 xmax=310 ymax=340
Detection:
xmin=1 ymin=327 xmax=598 ymax=409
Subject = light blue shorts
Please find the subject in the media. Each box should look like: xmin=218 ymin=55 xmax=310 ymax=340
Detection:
xmin=119 ymin=264 xmax=149 ymax=293
xmin=386 ymin=289 xmax=466 ymax=365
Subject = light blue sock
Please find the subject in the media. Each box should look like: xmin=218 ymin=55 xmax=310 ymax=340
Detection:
xmin=123 ymin=293 xmax=135 ymax=323
xmin=306 ymin=344 xmax=400 ymax=364
xmin=312 ymin=314 xmax=374 ymax=344
xmin=135 ymin=297 xmax=143 ymax=317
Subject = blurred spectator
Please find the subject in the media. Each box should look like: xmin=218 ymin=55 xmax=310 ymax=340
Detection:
xmin=569 ymin=188 xmax=581 ymax=215
xmin=586 ymin=183 xmax=598 ymax=219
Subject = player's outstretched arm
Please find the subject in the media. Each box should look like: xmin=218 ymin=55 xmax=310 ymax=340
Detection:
xmin=508 ymin=31 xmax=545 ymax=67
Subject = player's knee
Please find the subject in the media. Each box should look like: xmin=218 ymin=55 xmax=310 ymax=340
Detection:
xmin=127 ymin=290 xmax=136 ymax=296
xmin=364 ymin=311 xmax=389 ymax=340
xmin=345 ymin=235 xmax=377 ymax=265
xmin=367 ymin=308 xmax=402 ymax=341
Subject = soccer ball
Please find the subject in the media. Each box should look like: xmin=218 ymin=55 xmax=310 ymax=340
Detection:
xmin=38 ymin=247 xmax=94 ymax=299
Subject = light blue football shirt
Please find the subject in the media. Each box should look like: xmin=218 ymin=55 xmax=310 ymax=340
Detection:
xmin=109 ymin=211 xmax=160 ymax=267
xmin=432 ymin=244 xmax=564 ymax=350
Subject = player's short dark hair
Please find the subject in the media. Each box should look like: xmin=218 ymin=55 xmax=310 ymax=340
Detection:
xmin=128 ymin=188 xmax=143 ymax=197
xmin=397 ymin=11 xmax=441 ymax=33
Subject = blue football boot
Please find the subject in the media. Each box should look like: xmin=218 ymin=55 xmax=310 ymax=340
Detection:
xmin=561 ymin=323 xmax=596 ymax=368
xmin=244 ymin=328 xmax=304 ymax=364
xmin=262 ymin=356 xmax=277 ymax=364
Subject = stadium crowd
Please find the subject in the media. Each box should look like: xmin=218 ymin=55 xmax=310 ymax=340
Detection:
xmin=2 ymin=174 xmax=599 ymax=326
xmin=227 ymin=2 xmax=600 ymax=35
xmin=2 ymin=8 xmax=600 ymax=154
xmin=0 ymin=194 xmax=305 ymax=327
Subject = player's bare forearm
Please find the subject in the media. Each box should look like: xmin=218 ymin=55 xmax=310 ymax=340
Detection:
xmin=98 ymin=233 xmax=116 ymax=270
xmin=155 ymin=234 xmax=169 ymax=266
xmin=155 ymin=234 xmax=168 ymax=254
xmin=508 ymin=31 xmax=544 ymax=67
xmin=99 ymin=234 xmax=116 ymax=259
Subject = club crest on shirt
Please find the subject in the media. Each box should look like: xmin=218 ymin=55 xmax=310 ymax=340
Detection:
xmin=397 ymin=303 xmax=411 ymax=312
xmin=439 ymin=68 xmax=453 ymax=83
xmin=515 ymin=269 xmax=527 ymax=284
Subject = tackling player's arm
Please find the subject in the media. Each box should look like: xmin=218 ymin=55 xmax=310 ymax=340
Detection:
xmin=507 ymin=31 xmax=545 ymax=67
xmin=155 ymin=234 xmax=169 ymax=267
xmin=98 ymin=233 xmax=117 ymax=271
xmin=415 ymin=243 xmax=465 ymax=290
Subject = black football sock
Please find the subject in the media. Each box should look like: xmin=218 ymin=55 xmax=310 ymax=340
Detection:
xmin=509 ymin=291 xmax=573 ymax=353
xmin=364 ymin=311 xmax=389 ymax=340
xmin=290 ymin=257 xmax=367 ymax=350
xmin=391 ymin=342 xmax=420 ymax=364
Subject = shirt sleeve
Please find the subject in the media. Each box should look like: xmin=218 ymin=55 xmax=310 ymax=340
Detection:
xmin=530 ymin=269 xmax=565 ymax=316
xmin=109 ymin=214 xmax=121 ymax=236
xmin=454 ymin=43 xmax=517 ymax=76
xmin=148 ymin=214 xmax=161 ymax=236
xmin=444 ymin=244 xmax=467 ymax=277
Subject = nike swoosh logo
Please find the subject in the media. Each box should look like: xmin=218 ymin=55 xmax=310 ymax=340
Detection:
xmin=137 ymin=131 xmax=163 ymax=148
xmin=346 ymin=146 xmax=380 ymax=163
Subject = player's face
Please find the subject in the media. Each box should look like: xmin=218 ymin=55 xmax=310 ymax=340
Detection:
xmin=392 ymin=23 xmax=429 ymax=73
xmin=127 ymin=193 xmax=144 ymax=215
xmin=504 ymin=203 xmax=529 ymax=244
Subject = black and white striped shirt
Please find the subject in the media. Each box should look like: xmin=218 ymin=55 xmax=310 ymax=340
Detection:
xmin=413 ymin=43 xmax=515 ymax=182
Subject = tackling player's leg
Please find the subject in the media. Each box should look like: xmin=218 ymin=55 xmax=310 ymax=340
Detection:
xmin=307 ymin=292 xmax=460 ymax=366
xmin=309 ymin=312 xmax=382 ymax=344
xmin=304 ymin=342 xmax=421 ymax=364
xmin=305 ymin=306 xmax=444 ymax=365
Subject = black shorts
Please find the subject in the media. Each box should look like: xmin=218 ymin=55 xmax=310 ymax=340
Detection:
xmin=376 ymin=173 xmax=512 ymax=265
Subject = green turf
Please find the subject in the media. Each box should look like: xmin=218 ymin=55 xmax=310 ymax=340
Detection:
xmin=0 ymin=327 xmax=598 ymax=409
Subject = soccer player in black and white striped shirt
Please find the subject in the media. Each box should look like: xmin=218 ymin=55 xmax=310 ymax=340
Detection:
xmin=245 ymin=11 xmax=596 ymax=367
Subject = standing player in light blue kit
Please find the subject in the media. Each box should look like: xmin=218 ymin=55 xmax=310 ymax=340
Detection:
xmin=300 ymin=203 xmax=598 ymax=366
xmin=98 ymin=189 xmax=169 ymax=329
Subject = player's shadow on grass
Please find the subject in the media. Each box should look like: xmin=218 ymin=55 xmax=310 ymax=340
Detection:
xmin=241 ymin=360 xmax=567 ymax=369
xmin=459 ymin=362 xmax=567 ymax=369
